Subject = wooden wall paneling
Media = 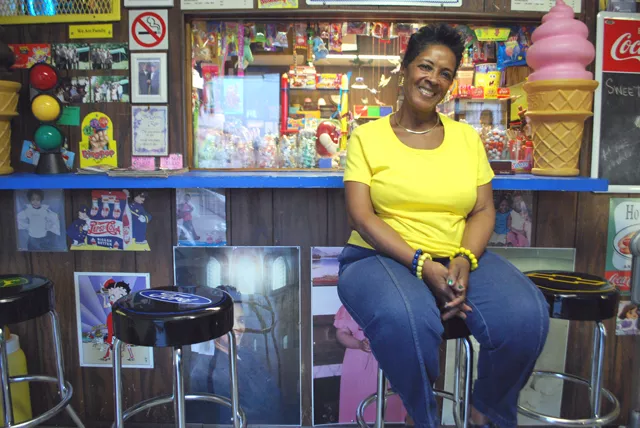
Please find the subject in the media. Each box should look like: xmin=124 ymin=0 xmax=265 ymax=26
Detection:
xmin=168 ymin=6 xmax=186 ymax=156
xmin=273 ymin=189 xmax=328 ymax=426
xmin=326 ymin=189 xmax=350 ymax=246
xmin=534 ymin=192 xmax=578 ymax=247
xmin=70 ymin=190 xmax=140 ymax=423
xmin=129 ymin=189 xmax=175 ymax=423
xmin=229 ymin=189 xmax=274 ymax=246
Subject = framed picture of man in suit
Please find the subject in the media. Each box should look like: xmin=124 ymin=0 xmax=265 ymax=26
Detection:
xmin=131 ymin=52 xmax=167 ymax=103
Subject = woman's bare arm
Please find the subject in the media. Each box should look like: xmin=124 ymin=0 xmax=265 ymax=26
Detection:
xmin=460 ymin=183 xmax=495 ymax=258
xmin=335 ymin=328 xmax=364 ymax=350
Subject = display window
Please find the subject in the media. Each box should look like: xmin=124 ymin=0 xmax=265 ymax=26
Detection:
xmin=187 ymin=21 xmax=534 ymax=172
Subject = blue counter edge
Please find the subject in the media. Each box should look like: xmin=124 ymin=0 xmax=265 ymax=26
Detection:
xmin=0 ymin=172 xmax=609 ymax=192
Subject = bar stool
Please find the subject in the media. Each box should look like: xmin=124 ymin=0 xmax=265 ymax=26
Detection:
xmin=111 ymin=285 xmax=246 ymax=428
xmin=518 ymin=271 xmax=621 ymax=427
xmin=0 ymin=274 xmax=84 ymax=428
xmin=356 ymin=317 xmax=474 ymax=428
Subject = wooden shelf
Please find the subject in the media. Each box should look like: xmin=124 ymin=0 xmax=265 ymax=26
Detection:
xmin=0 ymin=172 xmax=609 ymax=191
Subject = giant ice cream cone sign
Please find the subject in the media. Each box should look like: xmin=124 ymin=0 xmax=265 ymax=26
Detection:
xmin=0 ymin=27 xmax=21 ymax=175
xmin=524 ymin=0 xmax=598 ymax=176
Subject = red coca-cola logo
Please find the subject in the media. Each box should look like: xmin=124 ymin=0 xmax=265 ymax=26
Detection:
xmin=602 ymin=18 xmax=640 ymax=73
xmin=88 ymin=220 xmax=121 ymax=236
xmin=606 ymin=272 xmax=630 ymax=289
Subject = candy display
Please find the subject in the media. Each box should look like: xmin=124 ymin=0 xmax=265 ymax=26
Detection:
xmin=298 ymin=128 xmax=317 ymax=168
xmin=255 ymin=133 xmax=278 ymax=168
xmin=279 ymin=134 xmax=299 ymax=168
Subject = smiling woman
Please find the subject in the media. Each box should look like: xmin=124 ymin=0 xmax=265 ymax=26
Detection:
xmin=337 ymin=23 xmax=551 ymax=428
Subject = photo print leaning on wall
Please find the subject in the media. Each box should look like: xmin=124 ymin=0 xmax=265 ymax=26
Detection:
xmin=174 ymin=246 xmax=301 ymax=426
xmin=14 ymin=189 xmax=67 ymax=252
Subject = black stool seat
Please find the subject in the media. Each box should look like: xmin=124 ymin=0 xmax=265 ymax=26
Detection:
xmin=112 ymin=285 xmax=234 ymax=347
xmin=443 ymin=317 xmax=470 ymax=340
xmin=526 ymin=271 xmax=619 ymax=321
xmin=0 ymin=274 xmax=53 ymax=325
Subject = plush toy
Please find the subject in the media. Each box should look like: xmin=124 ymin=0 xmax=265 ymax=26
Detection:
xmin=316 ymin=120 xmax=341 ymax=167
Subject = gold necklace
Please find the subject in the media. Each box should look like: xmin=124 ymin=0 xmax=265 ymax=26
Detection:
xmin=394 ymin=113 xmax=440 ymax=135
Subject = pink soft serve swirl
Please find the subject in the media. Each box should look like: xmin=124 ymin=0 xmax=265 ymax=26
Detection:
xmin=527 ymin=0 xmax=595 ymax=81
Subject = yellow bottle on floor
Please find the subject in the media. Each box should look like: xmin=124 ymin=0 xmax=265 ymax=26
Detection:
xmin=0 ymin=333 xmax=33 ymax=423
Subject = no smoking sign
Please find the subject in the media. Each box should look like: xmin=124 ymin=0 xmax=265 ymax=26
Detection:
xmin=129 ymin=9 xmax=168 ymax=51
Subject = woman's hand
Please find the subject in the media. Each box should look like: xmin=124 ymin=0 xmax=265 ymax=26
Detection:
xmin=422 ymin=260 xmax=470 ymax=320
xmin=445 ymin=257 xmax=472 ymax=315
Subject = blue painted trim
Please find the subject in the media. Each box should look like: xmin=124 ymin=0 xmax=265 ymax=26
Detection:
xmin=0 ymin=172 xmax=609 ymax=192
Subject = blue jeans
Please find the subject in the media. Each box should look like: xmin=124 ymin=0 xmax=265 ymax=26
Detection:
xmin=337 ymin=245 xmax=550 ymax=428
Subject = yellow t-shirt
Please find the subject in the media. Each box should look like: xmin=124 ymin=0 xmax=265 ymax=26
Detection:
xmin=344 ymin=113 xmax=494 ymax=257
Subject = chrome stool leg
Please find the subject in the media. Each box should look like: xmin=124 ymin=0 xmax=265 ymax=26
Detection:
xmin=49 ymin=311 xmax=85 ymax=428
xmin=173 ymin=347 xmax=186 ymax=428
xmin=228 ymin=331 xmax=240 ymax=428
xmin=357 ymin=341 xmax=473 ymax=428
xmin=112 ymin=338 xmax=124 ymax=428
xmin=375 ymin=367 xmax=387 ymax=428
xmin=0 ymin=326 xmax=14 ymax=427
xmin=590 ymin=322 xmax=606 ymax=422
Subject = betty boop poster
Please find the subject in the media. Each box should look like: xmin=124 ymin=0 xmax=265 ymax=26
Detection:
xmin=74 ymin=272 xmax=153 ymax=368
xmin=14 ymin=189 xmax=67 ymax=252
xmin=67 ymin=189 xmax=151 ymax=251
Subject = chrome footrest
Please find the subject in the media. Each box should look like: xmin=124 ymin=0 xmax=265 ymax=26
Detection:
xmin=517 ymin=370 xmax=620 ymax=427
xmin=112 ymin=392 xmax=246 ymax=428
xmin=5 ymin=375 xmax=73 ymax=428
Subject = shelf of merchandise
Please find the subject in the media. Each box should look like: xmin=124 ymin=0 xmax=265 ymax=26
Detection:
xmin=0 ymin=172 xmax=609 ymax=191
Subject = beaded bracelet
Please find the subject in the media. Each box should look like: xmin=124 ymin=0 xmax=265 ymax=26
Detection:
xmin=411 ymin=249 xmax=432 ymax=279
xmin=450 ymin=247 xmax=479 ymax=271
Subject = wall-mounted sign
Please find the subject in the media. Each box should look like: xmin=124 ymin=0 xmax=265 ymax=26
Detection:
xmin=69 ymin=24 xmax=113 ymax=39
xmin=181 ymin=0 xmax=252 ymax=10
xmin=129 ymin=10 xmax=168 ymax=50
xmin=259 ymin=0 xmax=298 ymax=7
xmin=306 ymin=0 xmax=461 ymax=5
xmin=511 ymin=0 xmax=581 ymax=13
xmin=591 ymin=13 xmax=640 ymax=192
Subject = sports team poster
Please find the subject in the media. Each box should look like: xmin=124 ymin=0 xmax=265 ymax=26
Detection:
xmin=489 ymin=191 xmax=534 ymax=248
xmin=176 ymin=188 xmax=227 ymax=247
xmin=311 ymin=247 xmax=407 ymax=425
xmin=605 ymin=198 xmax=640 ymax=294
xmin=67 ymin=189 xmax=151 ymax=251
xmin=174 ymin=246 xmax=301 ymax=426
xmin=73 ymin=272 xmax=153 ymax=368
xmin=14 ymin=189 xmax=67 ymax=252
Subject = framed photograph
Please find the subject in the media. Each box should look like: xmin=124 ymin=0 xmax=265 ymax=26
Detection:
xmin=131 ymin=52 xmax=167 ymax=104
xmin=125 ymin=0 xmax=174 ymax=5
xmin=132 ymin=105 xmax=169 ymax=156
xmin=74 ymin=272 xmax=154 ymax=368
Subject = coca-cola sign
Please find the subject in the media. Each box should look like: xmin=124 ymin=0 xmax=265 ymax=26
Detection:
xmin=603 ymin=18 xmax=640 ymax=73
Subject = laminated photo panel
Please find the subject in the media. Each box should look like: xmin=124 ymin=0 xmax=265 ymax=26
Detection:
xmin=173 ymin=246 xmax=301 ymax=426
xmin=176 ymin=189 xmax=227 ymax=247
xmin=311 ymin=247 xmax=407 ymax=426
xmin=490 ymin=190 xmax=535 ymax=248
xmin=74 ymin=272 xmax=153 ymax=368
xmin=14 ymin=189 xmax=67 ymax=252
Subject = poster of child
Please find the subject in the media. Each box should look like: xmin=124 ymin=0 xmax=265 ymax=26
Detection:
xmin=311 ymin=247 xmax=407 ymax=425
xmin=73 ymin=272 xmax=153 ymax=368
xmin=14 ymin=189 xmax=67 ymax=252
xmin=616 ymin=300 xmax=639 ymax=336
xmin=489 ymin=191 xmax=534 ymax=247
xmin=176 ymin=188 xmax=227 ymax=246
